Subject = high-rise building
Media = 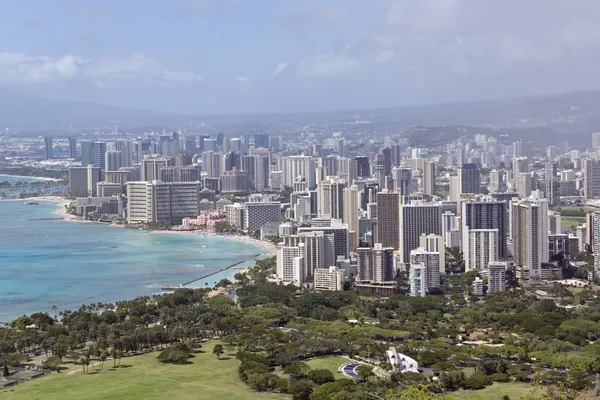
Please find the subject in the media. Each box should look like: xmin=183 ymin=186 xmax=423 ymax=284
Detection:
xmin=141 ymin=157 xmax=171 ymax=181
xmin=419 ymin=234 xmax=445 ymax=275
xmin=593 ymin=132 xmax=600 ymax=150
xmin=44 ymin=137 xmax=53 ymax=160
xmin=126 ymin=181 xmax=201 ymax=223
xmin=399 ymin=201 xmax=442 ymax=265
xmin=105 ymin=150 xmax=123 ymax=172
xmin=464 ymin=229 xmax=498 ymax=272
xmin=512 ymin=140 xmax=530 ymax=159
xmin=277 ymin=245 xmax=303 ymax=285
xmin=592 ymin=212 xmax=600 ymax=277
xmin=253 ymin=133 xmax=270 ymax=148
xmin=355 ymin=156 xmax=370 ymax=178
xmin=489 ymin=169 xmax=506 ymax=193
xmin=515 ymin=172 xmax=532 ymax=198
xmin=269 ymin=135 xmax=282 ymax=152
xmin=68 ymin=137 xmax=77 ymax=159
xmin=356 ymin=243 xmax=395 ymax=282
xmin=115 ymin=139 xmax=133 ymax=167
xmin=69 ymin=165 xmax=101 ymax=197
xmin=343 ymin=185 xmax=360 ymax=252
xmin=487 ymin=262 xmax=507 ymax=294
xmin=461 ymin=195 xmax=509 ymax=258
xmin=584 ymin=159 xmax=600 ymax=199
xmin=317 ymin=178 xmax=346 ymax=219
xmin=459 ymin=163 xmax=481 ymax=195
xmin=409 ymin=264 xmax=426 ymax=297
xmin=314 ymin=267 xmax=345 ymax=291
xmin=281 ymin=155 xmax=317 ymax=189
xmin=376 ymin=189 xmax=400 ymax=250
xmin=512 ymin=195 xmax=549 ymax=280
xmin=410 ymin=248 xmax=440 ymax=291
xmin=548 ymin=210 xmax=562 ymax=235
xmin=92 ymin=142 xmax=107 ymax=169
xmin=391 ymin=167 xmax=413 ymax=195
xmin=423 ymin=161 xmax=436 ymax=195
xmin=244 ymin=200 xmax=281 ymax=231
xmin=297 ymin=220 xmax=349 ymax=268
xmin=220 ymin=168 xmax=251 ymax=194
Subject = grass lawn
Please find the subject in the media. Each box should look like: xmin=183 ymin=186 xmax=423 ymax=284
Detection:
xmin=562 ymin=216 xmax=585 ymax=229
xmin=305 ymin=355 xmax=349 ymax=375
xmin=447 ymin=382 xmax=541 ymax=399
xmin=0 ymin=341 xmax=286 ymax=400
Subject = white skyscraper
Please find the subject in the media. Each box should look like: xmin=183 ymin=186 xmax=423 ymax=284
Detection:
xmin=487 ymin=262 xmax=507 ymax=294
xmin=277 ymin=246 xmax=303 ymax=285
xmin=512 ymin=194 xmax=549 ymax=280
xmin=410 ymin=248 xmax=440 ymax=291
xmin=420 ymin=234 xmax=446 ymax=275
xmin=463 ymin=229 xmax=498 ymax=272
xmin=592 ymin=212 xmax=600 ymax=277
xmin=409 ymin=264 xmax=426 ymax=297
xmin=343 ymin=185 xmax=360 ymax=252
xmin=317 ymin=178 xmax=346 ymax=219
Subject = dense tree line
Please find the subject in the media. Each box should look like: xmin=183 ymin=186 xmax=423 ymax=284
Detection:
xmin=1 ymin=258 xmax=599 ymax=399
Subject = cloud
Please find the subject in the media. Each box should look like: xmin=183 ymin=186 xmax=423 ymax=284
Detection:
xmin=297 ymin=54 xmax=360 ymax=77
xmin=59 ymin=1 xmax=115 ymax=21
xmin=0 ymin=52 xmax=201 ymax=88
xmin=235 ymin=76 xmax=252 ymax=83
xmin=273 ymin=62 xmax=290 ymax=76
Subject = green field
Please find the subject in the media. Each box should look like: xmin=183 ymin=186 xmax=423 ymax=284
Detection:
xmin=447 ymin=382 xmax=541 ymax=399
xmin=305 ymin=355 xmax=349 ymax=378
xmin=562 ymin=216 xmax=585 ymax=229
xmin=0 ymin=341 xmax=286 ymax=400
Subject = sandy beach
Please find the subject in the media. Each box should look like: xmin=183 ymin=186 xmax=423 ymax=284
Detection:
xmin=0 ymin=174 xmax=59 ymax=182
xmin=22 ymin=195 xmax=278 ymax=255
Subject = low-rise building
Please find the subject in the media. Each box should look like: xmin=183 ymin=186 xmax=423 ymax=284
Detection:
xmin=314 ymin=266 xmax=345 ymax=291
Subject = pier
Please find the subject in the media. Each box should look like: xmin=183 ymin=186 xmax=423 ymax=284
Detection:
xmin=161 ymin=253 xmax=262 ymax=291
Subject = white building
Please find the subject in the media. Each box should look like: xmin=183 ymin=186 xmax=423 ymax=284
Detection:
xmin=126 ymin=181 xmax=201 ymax=223
xmin=317 ymin=178 xmax=346 ymax=220
xmin=410 ymin=248 xmax=440 ymax=291
xmin=464 ymin=229 xmax=498 ymax=272
xmin=512 ymin=194 xmax=549 ymax=280
xmin=277 ymin=246 xmax=303 ymax=286
xmin=314 ymin=266 xmax=345 ymax=291
xmin=409 ymin=264 xmax=426 ymax=297
xmin=473 ymin=277 xmax=484 ymax=296
xmin=487 ymin=262 xmax=507 ymax=294
xmin=386 ymin=347 xmax=419 ymax=374
xmin=419 ymin=234 xmax=446 ymax=275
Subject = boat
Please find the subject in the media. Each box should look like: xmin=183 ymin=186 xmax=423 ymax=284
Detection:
xmin=24 ymin=201 xmax=39 ymax=205
xmin=110 ymin=245 xmax=118 ymax=248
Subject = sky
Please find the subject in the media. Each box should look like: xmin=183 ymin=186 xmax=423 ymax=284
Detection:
xmin=1 ymin=0 xmax=600 ymax=114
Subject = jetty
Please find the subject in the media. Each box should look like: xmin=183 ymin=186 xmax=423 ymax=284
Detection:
xmin=161 ymin=253 xmax=262 ymax=291
xmin=28 ymin=218 xmax=64 ymax=221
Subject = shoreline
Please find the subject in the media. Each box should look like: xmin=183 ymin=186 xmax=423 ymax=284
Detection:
xmin=0 ymin=173 xmax=59 ymax=182
xmin=30 ymin=195 xmax=277 ymax=256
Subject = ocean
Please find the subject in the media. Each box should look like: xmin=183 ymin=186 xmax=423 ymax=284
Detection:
xmin=0 ymin=175 xmax=46 ymax=183
xmin=0 ymin=200 xmax=267 ymax=322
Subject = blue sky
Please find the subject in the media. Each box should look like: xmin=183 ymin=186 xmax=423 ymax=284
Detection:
xmin=1 ymin=0 xmax=600 ymax=114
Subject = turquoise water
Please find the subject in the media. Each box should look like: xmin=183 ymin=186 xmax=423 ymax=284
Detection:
xmin=0 ymin=175 xmax=45 ymax=183
xmin=0 ymin=201 xmax=267 ymax=321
